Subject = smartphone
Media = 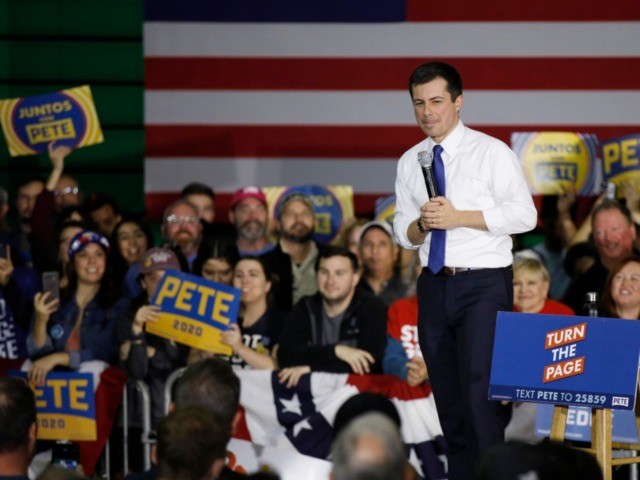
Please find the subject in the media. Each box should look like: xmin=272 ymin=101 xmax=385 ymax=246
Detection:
xmin=51 ymin=440 xmax=79 ymax=470
xmin=0 ymin=242 xmax=6 ymax=259
xmin=605 ymin=181 xmax=616 ymax=200
xmin=42 ymin=271 xmax=60 ymax=307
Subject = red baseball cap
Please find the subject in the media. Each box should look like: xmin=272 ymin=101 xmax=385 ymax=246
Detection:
xmin=230 ymin=186 xmax=267 ymax=209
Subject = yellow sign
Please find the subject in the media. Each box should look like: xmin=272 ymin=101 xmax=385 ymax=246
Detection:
xmin=512 ymin=132 xmax=599 ymax=195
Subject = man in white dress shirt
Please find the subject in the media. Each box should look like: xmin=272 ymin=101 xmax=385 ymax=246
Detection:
xmin=393 ymin=62 xmax=537 ymax=479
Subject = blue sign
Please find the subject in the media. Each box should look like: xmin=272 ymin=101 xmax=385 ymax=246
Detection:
xmin=0 ymin=85 xmax=104 ymax=156
xmin=489 ymin=312 xmax=640 ymax=410
xmin=535 ymin=404 xmax=639 ymax=444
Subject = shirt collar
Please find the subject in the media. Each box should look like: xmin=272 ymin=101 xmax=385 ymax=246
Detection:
xmin=427 ymin=120 xmax=465 ymax=161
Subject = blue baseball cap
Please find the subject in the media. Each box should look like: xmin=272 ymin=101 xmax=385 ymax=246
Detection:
xmin=68 ymin=231 xmax=110 ymax=260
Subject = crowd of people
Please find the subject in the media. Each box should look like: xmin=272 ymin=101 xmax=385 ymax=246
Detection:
xmin=4 ymin=60 xmax=638 ymax=479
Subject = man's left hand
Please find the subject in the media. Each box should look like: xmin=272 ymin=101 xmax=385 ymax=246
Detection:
xmin=422 ymin=197 xmax=459 ymax=230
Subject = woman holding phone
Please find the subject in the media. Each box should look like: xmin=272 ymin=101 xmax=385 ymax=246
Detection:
xmin=27 ymin=231 xmax=127 ymax=385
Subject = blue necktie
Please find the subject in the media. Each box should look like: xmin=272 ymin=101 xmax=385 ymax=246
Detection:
xmin=428 ymin=144 xmax=446 ymax=274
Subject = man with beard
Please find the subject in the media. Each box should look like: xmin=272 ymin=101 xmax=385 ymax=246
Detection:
xmin=262 ymin=192 xmax=320 ymax=311
xmin=277 ymin=247 xmax=387 ymax=386
xmin=162 ymin=199 xmax=210 ymax=273
xmin=228 ymin=186 xmax=274 ymax=256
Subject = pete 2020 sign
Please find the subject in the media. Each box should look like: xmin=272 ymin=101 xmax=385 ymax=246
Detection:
xmin=12 ymin=371 xmax=96 ymax=441
xmin=147 ymin=270 xmax=241 ymax=356
xmin=0 ymin=85 xmax=104 ymax=156
xmin=489 ymin=312 xmax=640 ymax=410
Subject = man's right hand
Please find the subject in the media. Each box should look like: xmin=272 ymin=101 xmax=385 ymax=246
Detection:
xmin=335 ymin=345 xmax=374 ymax=374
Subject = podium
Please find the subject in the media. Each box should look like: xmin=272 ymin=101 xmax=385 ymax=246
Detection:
xmin=489 ymin=312 xmax=640 ymax=479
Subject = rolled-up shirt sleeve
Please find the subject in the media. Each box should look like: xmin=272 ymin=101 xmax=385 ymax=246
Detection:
xmin=482 ymin=143 xmax=537 ymax=237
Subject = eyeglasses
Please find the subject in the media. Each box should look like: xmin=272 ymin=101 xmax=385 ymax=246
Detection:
xmin=53 ymin=186 xmax=79 ymax=197
xmin=165 ymin=214 xmax=200 ymax=225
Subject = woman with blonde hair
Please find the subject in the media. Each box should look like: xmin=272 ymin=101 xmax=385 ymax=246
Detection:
xmin=513 ymin=258 xmax=574 ymax=315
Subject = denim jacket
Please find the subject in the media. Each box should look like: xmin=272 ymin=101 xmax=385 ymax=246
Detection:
xmin=27 ymin=295 xmax=128 ymax=369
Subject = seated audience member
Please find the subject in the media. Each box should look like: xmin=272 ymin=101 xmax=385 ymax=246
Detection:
xmin=262 ymin=192 xmax=320 ymax=311
xmin=507 ymin=258 xmax=574 ymax=444
xmin=228 ymin=186 xmax=274 ymax=256
xmin=332 ymin=393 xmax=424 ymax=480
xmin=357 ymin=221 xmax=407 ymax=307
xmin=197 ymin=238 xmax=238 ymax=286
xmin=331 ymin=412 xmax=406 ymax=480
xmin=221 ymin=257 xmax=285 ymax=369
xmin=513 ymin=258 xmax=574 ymax=315
xmin=382 ymin=293 xmax=428 ymax=386
xmin=13 ymin=175 xmax=45 ymax=266
xmin=277 ymin=247 xmax=387 ymax=386
xmin=161 ymin=199 xmax=209 ymax=273
xmin=156 ymin=406 xmax=229 ymax=480
xmin=116 ymin=248 xmax=188 ymax=427
xmin=332 ymin=393 xmax=402 ymax=440
xmin=180 ymin=182 xmax=235 ymax=244
xmin=563 ymin=200 xmax=636 ymax=314
xmin=0 ymin=377 xmax=37 ymax=479
xmin=84 ymin=193 xmax=123 ymax=237
xmin=601 ymin=255 xmax=640 ymax=319
xmin=27 ymin=231 xmax=127 ymax=385
xmin=111 ymin=218 xmax=154 ymax=298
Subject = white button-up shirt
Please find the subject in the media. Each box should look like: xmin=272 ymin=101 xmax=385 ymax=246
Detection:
xmin=394 ymin=121 xmax=537 ymax=269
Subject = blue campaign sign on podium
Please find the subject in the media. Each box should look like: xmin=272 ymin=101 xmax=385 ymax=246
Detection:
xmin=536 ymin=404 xmax=639 ymax=444
xmin=489 ymin=312 xmax=640 ymax=410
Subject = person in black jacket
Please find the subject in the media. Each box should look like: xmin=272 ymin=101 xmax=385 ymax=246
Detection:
xmin=116 ymin=248 xmax=189 ymax=428
xmin=277 ymin=247 xmax=387 ymax=387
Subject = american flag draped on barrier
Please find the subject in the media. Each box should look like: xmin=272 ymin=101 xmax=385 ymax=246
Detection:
xmin=143 ymin=0 xmax=640 ymax=220
xmin=233 ymin=370 xmax=447 ymax=479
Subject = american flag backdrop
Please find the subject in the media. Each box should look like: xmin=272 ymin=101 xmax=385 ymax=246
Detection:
xmin=143 ymin=0 xmax=640 ymax=221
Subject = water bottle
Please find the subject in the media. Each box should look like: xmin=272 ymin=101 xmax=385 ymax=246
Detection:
xmin=584 ymin=291 xmax=599 ymax=318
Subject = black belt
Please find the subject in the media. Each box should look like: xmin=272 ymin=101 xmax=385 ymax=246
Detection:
xmin=424 ymin=266 xmax=512 ymax=277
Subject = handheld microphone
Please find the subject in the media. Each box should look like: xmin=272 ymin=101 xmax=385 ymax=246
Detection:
xmin=418 ymin=150 xmax=439 ymax=199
